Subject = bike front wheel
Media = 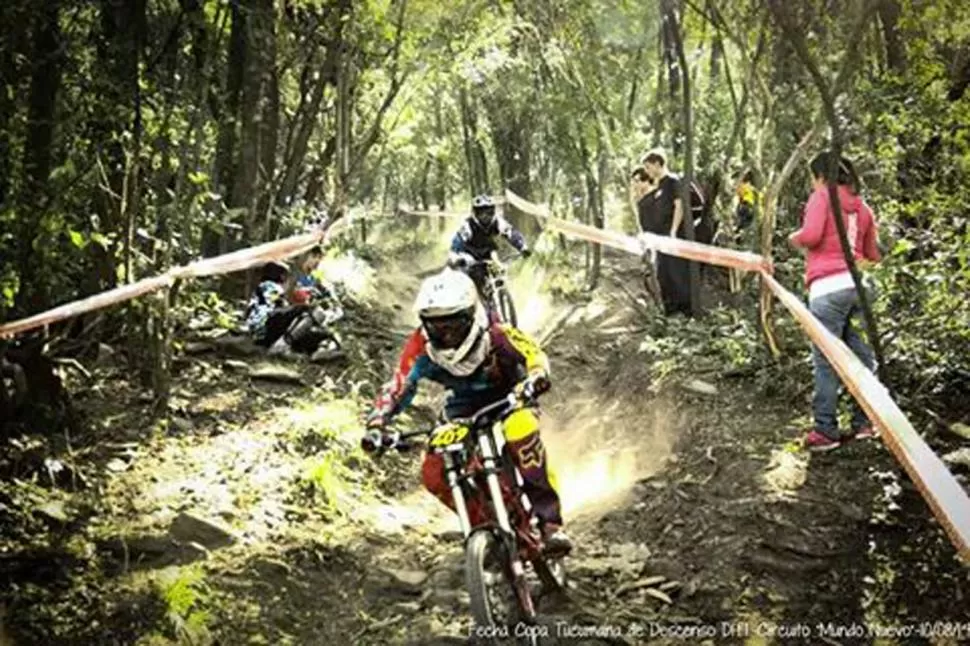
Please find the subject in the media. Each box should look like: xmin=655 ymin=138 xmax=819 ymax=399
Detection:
xmin=496 ymin=288 xmax=518 ymax=327
xmin=465 ymin=529 xmax=537 ymax=644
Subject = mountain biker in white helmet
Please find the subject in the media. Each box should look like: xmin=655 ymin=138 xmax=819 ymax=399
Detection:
xmin=363 ymin=268 xmax=571 ymax=554
xmin=449 ymin=195 xmax=531 ymax=299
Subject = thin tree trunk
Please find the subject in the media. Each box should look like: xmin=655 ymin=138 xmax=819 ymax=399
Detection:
xmin=0 ymin=2 xmax=30 ymax=207
xmin=233 ymin=0 xmax=274 ymax=243
xmin=665 ymin=0 xmax=701 ymax=317
xmin=625 ymin=46 xmax=644 ymax=126
xmin=459 ymin=88 xmax=489 ymax=194
xmin=652 ymin=30 xmax=665 ymax=143
xmin=878 ymin=0 xmax=905 ymax=73
xmin=589 ymin=147 xmax=607 ymax=290
xmin=759 ymin=125 xmax=821 ymax=357
xmin=258 ymin=19 xmax=279 ymax=239
xmin=214 ymin=0 xmax=246 ymax=201
xmin=274 ymin=1 xmax=350 ymax=213
xmin=17 ymin=0 xmax=63 ymax=312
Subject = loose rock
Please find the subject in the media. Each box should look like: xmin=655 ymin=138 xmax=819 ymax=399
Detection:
xmin=249 ymin=364 xmax=304 ymax=384
xmin=380 ymin=567 xmax=429 ymax=592
xmin=214 ymin=336 xmax=261 ymax=357
xmin=682 ymin=379 xmax=718 ymax=396
xmin=169 ymin=512 xmax=239 ymax=549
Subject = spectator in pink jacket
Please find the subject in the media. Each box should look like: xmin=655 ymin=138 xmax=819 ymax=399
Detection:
xmin=789 ymin=152 xmax=881 ymax=451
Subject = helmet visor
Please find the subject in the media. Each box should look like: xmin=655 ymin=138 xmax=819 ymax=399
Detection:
xmin=473 ymin=206 xmax=496 ymax=227
xmin=422 ymin=308 xmax=474 ymax=350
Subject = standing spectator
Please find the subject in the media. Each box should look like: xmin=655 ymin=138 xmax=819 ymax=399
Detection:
xmin=632 ymin=167 xmax=661 ymax=303
xmin=789 ymin=152 xmax=881 ymax=451
xmin=734 ymin=169 xmax=760 ymax=247
xmin=637 ymin=148 xmax=692 ymax=316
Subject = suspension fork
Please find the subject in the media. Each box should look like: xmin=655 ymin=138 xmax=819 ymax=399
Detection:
xmin=445 ymin=453 xmax=472 ymax=538
xmin=480 ymin=427 xmax=533 ymax=617
xmin=479 ymin=430 xmax=514 ymax=536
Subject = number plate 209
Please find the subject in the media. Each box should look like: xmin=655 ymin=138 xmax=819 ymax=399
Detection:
xmin=429 ymin=423 xmax=470 ymax=451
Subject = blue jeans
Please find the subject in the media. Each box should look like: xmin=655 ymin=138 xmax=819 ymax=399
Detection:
xmin=809 ymin=287 xmax=875 ymax=439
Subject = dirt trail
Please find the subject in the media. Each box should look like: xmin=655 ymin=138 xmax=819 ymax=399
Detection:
xmin=2 ymin=235 xmax=969 ymax=646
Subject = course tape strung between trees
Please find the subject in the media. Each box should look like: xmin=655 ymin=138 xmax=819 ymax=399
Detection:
xmin=506 ymin=188 xmax=970 ymax=563
xmin=0 ymin=222 xmax=338 ymax=339
xmin=1 ymin=194 xmax=968 ymax=563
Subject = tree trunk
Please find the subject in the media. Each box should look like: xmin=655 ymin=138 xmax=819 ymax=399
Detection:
xmin=589 ymin=147 xmax=607 ymax=290
xmin=459 ymin=88 xmax=489 ymax=194
xmin=759 ymin=125 xmax=820 ymax=356
xmin=257 ymin=20 xmax=279 ymax=239
xmin=16 ymin=0 xmax=63 ymax=312
xmin=490 ymin=111 xmax=538 ymax=238
xmin=651 ymin=30 xmax=665 ymax=143
xmin=274 ymin=0 xmax=351 ymax=212
xmin=232 ymin=0 xmax=275 ymax=244
xmin=0 ymin=2 xmax=30 ymax=207
xmin=204 ymin=0 xmax=247 ymax=256
xmin=214 ymin=0 xmax=246 ymax=201
xmin=710 ymin=33 xmax=723 ymax=81
xmin=418 ymin=157 xmax=431 ymax=211
xmin=91 ymin=0 xmax=146 ymax=289
xmin=878 ymin=0 xmax=905 ymax=73
xmin=665 ymin=0 xmax=701 ymax=317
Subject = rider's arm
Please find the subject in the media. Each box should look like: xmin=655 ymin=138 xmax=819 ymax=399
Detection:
xmin=499 ymin=324 xmax=550 ymax=382
xmin=495 ymin=214 xmax=528 ymax=253
xmin=371 ymin=329 xmax=428 ymax=422
xmin=449 ymin=221 xmax=476 ymax=266
xmin=450 ymin=220 xmax=473 ymax=253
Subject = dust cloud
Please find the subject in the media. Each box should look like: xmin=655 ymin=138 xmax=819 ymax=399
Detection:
xmin=543 ymin=395 xmax=676 ymax=520
xmin=507 ymin=260 xmax=557 ymax=337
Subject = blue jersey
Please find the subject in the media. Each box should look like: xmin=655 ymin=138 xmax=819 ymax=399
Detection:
xmin=450 ymin=215 xmax=527 ymax=261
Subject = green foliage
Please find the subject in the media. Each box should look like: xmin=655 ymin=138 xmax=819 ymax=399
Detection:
xmin=153 ymin=565 xmax=212 ymax=645
xmin=300 ymin=452 xmax=347 ymax=510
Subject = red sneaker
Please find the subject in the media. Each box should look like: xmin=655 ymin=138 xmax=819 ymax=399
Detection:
xmin=804 ymin=430 xmax=842 ymax=452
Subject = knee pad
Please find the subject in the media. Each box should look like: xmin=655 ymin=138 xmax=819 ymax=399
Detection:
xmin=503 ymin=408 xmax=539 ymax=442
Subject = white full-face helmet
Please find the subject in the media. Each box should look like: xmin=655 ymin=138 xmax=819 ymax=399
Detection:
xmin=414 ymin=269 xmax=490 ymax=376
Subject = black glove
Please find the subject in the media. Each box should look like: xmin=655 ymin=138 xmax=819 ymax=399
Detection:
xmin=362 ymin=412 xmax=389 ymax=453
xmin=361 ymin=430 xmax=383 ymax=453
xmin=361 ymin=427 xmax=401 ymax=453
xmin=517 ymin=374 xmax=550 ymax=401
xmin=520 ymin=248 xmax=532 ymax=259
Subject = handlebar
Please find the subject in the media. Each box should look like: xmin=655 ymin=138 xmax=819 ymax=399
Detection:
xmin=363 ymin=392 xmax=524 ymax=454
xmin=449 ymin=252 xmax=520 ymax=271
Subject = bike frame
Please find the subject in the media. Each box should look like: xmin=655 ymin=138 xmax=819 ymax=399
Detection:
xmin=434 ymin=396 xmax=542 ymax=620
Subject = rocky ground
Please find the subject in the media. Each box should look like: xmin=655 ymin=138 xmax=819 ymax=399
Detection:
xmin=1 ymin=236 xmax=969 ymax=646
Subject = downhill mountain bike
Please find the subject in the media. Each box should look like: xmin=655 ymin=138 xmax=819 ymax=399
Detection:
xmin=364 ymin=391 xmax=566 ymax=645
xmin=455 ymin=253 xmax=519 ymax=327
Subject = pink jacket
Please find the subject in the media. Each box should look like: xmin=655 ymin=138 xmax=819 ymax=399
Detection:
xmin=790 ymin=185 xmax=880 ymax=287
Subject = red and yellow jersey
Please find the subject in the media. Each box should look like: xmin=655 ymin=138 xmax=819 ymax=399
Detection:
xmin=373 ymin=323 xmax=549 ymax=420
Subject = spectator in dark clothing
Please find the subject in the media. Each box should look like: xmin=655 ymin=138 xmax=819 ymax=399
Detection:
xmin=632 ymin=168 xmax=661 ymax=303
xmin=636 ymin=148 xmax=693 ymax=316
